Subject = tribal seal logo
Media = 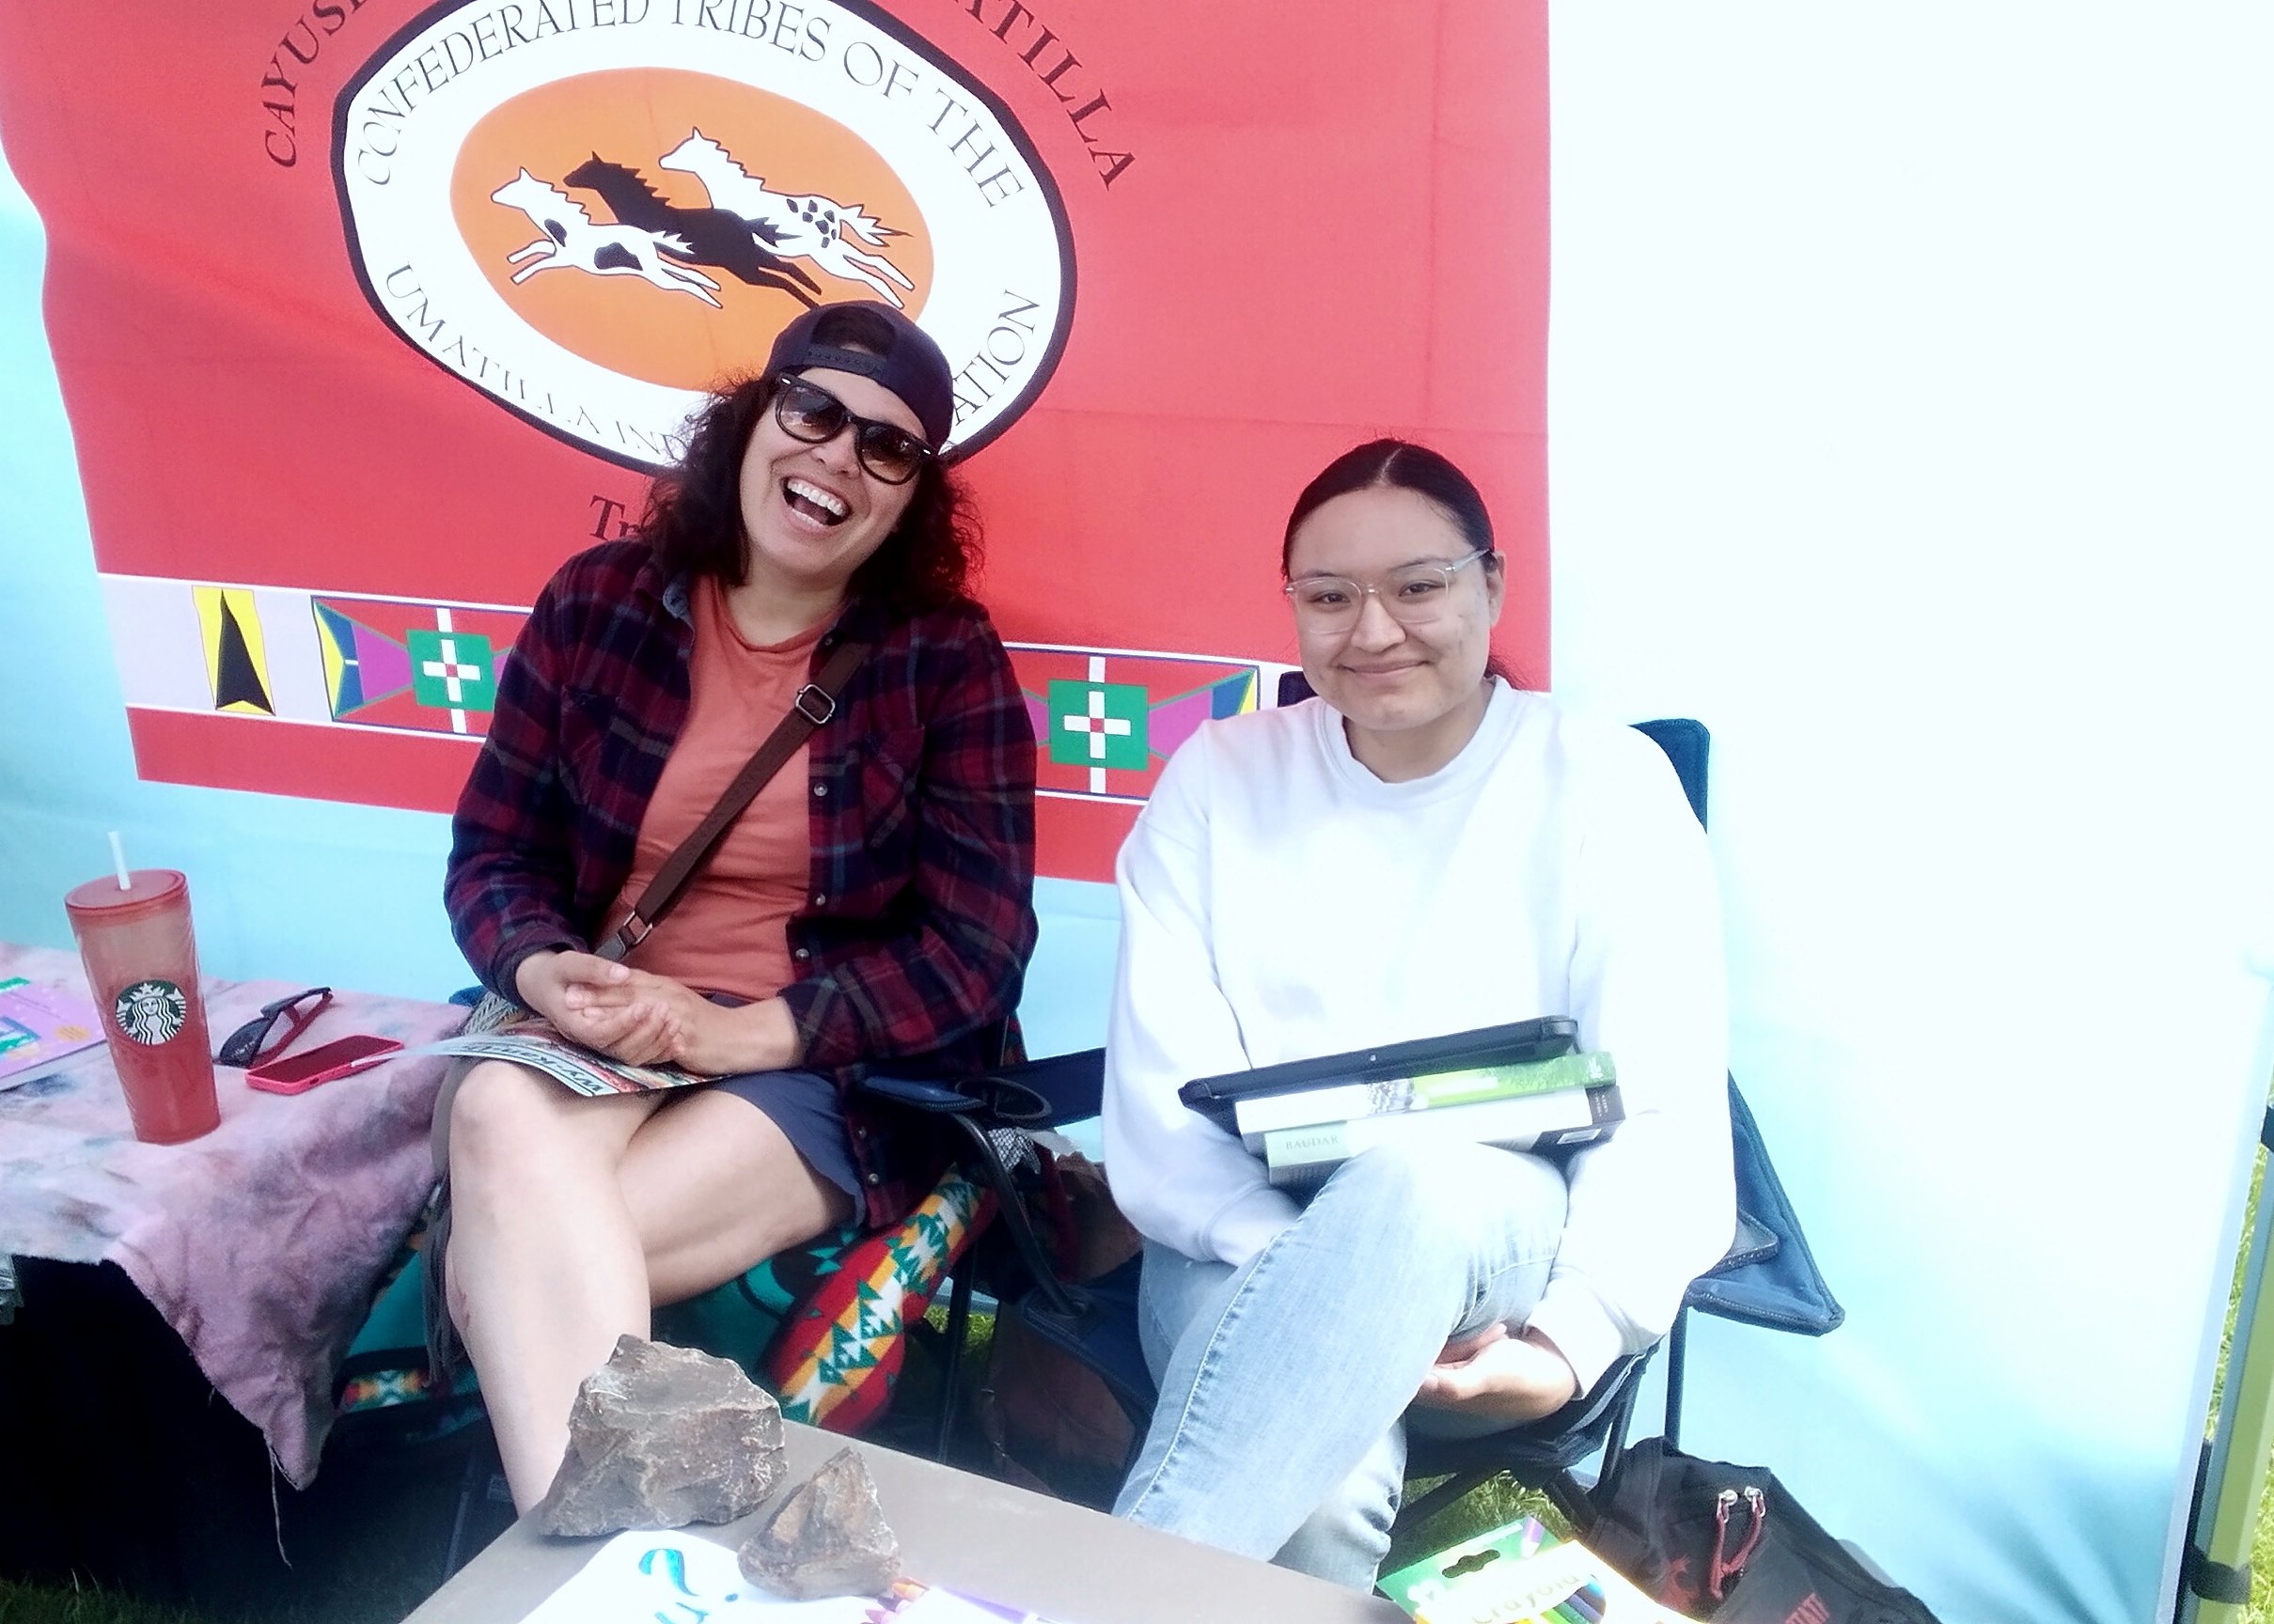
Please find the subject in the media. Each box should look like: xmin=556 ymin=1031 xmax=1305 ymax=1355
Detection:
xmin=114 ymin=980 xmax=189 ymax=1047
xmin=335 ymin=0 xmax=1074 ymax=469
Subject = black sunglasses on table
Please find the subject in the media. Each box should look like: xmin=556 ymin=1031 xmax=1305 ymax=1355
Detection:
xmin=215 ymin=986 xmax=332 ymax=1067
xmin=770 ymin=374 xmax=934 ymax=485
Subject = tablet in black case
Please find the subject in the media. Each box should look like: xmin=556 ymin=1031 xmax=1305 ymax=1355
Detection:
xmin=1177 ymin=1016 xmax=1580 ymax=1133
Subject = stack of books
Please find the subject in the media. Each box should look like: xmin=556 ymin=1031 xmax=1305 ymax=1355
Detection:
xmin=1178 ymin=1019 xmax=1623 ymax=1193
xmin=1243 ymin=1052 xmax=1622 ymax=1190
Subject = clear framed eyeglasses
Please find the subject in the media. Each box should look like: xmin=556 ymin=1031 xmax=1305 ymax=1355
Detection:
xmin=1284 ymin=550 xmax=1495 ymax=626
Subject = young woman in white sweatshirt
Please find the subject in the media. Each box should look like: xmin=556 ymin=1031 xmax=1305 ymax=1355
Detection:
xmin=1101 ymin=440 xmax=1735 ymax=1588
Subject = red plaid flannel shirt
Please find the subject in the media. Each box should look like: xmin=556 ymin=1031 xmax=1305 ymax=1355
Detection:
xmin=445 ymin=541 xmax=1038 ymax=1223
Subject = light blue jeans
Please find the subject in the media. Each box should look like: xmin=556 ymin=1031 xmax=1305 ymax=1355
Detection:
xmin=1111 ymin=1140 xmax=1568 ymax=1590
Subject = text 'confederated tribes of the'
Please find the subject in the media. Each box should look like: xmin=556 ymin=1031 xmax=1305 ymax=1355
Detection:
xmin=341 ymin=2 xmax=1040 ymax=210
xmin=273 ymin=0 xmax=1130 ymax=188
xmin=379 ymin=264 xmax=689 ymax=463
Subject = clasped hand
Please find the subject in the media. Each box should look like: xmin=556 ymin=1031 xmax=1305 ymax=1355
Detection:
xmin=512 ymin=950 xmax=801 ymax=1076
xmin=1413 ymin=1322 xmax=1579 ymax=1424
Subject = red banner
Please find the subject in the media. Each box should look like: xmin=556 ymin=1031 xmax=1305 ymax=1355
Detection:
xmin=0 ymin=0 xmax=1547 ymax=882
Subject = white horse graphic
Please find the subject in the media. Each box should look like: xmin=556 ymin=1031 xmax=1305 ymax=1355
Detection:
xmin=657 ymin=131 xmax=917 ymax=307
xmin=490 ymin=169 xmax=724 ymax=306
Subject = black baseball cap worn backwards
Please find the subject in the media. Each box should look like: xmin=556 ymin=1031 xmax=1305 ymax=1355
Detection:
xmin=764 ymin=302 xmax=955 ymax=452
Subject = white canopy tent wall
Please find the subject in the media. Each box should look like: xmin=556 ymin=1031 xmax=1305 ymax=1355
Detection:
xmin=1546 ymin=7 xmax=2274 ymax=1621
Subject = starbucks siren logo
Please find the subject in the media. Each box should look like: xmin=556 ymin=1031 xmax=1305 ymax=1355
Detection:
xmin=335 ymin=0 xmax=1074 ymax=470
xmin=115 ymin=980 xmax=189 ymax=1047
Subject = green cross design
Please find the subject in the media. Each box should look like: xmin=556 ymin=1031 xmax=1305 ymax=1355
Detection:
xmin=407 ymin=630 xmax=496 ymax=712
xmin=1046 ymin=679 xmax=1149 ymax=771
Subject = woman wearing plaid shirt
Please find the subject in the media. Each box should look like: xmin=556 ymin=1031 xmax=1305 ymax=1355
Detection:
xmin=440 ymin=304 xmax=1037 ymax=1511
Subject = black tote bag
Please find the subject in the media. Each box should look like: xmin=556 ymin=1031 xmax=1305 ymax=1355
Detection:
xmin=1590 ymin=1437 xmax=1943 ymax=1624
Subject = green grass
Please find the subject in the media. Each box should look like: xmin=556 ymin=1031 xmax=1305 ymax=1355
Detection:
xmin=1387 ymin=1475 xmax=1566 ymax=1575
xmin=0 ymin=1578 xmax=205 ymax=1624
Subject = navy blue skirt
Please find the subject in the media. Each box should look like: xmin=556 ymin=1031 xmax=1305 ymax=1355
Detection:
xmin=709 ymin=1066 xmax=865 ymax=1226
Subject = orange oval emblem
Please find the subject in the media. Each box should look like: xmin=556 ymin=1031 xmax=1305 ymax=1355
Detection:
xmin=337 ymin=2 xmax=1071 ymax=467
xmin=453 ymin=70 xmax=934 ymax=393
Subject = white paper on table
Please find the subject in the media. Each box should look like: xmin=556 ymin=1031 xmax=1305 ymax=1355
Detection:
xmin=514 ymin=1530 xmax=876 ymax=1624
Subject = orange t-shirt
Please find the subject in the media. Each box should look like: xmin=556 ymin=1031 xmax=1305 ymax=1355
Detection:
xmin=606 ymin=578 xmax=821 ymax=1002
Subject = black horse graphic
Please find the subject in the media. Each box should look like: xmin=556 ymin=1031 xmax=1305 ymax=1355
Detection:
xmin=563 ymin=155 xmax=823 ymax=308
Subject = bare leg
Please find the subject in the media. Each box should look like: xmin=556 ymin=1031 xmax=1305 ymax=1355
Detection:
xmin=618 ymin=1088 xmax=852 ymax=1306
xmin=445 ymin=1064 xmax=852 ymax=1510
xmin=445 ymin=1062 xmax=666 ymax=1509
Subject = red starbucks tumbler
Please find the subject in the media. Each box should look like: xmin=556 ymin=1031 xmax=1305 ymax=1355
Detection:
xmin=64 ymin=869 xmax=220 ymax=1144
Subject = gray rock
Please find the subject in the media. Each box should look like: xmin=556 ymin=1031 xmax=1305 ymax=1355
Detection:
xmin=536 ymin=1335 xmax=787 ymax=1537
xmin=738 ymin=1447 xmax=902 ymax=1600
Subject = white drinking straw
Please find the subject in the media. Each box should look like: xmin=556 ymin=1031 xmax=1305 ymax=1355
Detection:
xmin=107 ymin=831 xmax=131 ymax=892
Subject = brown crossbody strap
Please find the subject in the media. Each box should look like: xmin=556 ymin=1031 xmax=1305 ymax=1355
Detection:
xmin=596 ymin=636 xmax=873 ymax=962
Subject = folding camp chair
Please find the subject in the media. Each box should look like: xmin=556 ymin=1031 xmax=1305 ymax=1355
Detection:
xmin=974 ymin=712 xmax=1843 ymax=1540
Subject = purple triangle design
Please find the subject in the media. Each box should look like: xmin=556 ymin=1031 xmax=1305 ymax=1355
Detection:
xmin=352 ymin=625 xmax=414 ymax=700
xmin=1147 ymin=690 xmax=1215 ymax=760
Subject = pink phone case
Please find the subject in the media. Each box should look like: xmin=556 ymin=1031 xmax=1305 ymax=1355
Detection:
xmin=245 ymin=1034 xmax=403 ymax=1094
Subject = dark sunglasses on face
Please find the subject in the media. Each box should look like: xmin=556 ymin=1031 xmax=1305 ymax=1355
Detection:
xmin=215 ymin=986 xmax=333 ymax=1067
xmin=770 ymin=374 xmax=934 ymax=486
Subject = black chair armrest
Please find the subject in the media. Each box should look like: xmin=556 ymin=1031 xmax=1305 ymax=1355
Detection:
xmin=855 ymin=1070 xmax=1055 ymax=1123
xmin=855 ymin=1073 xmax=988 ymax=1114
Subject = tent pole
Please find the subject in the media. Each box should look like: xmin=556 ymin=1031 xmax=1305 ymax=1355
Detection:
xmin=2181 ymin=1107 xmax=2274 ymax=1624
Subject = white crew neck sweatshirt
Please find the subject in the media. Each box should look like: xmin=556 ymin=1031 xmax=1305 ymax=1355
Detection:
xmin=1101 ymin=680 xmax=1736 ymax=1390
